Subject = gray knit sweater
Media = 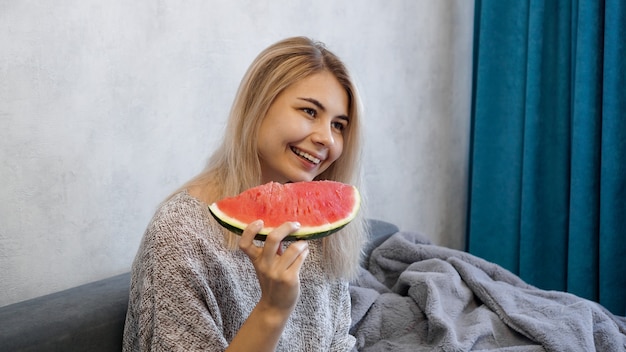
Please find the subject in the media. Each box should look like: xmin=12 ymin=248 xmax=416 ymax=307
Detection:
xmin=123 ymin=191 xmax=356 ymax=351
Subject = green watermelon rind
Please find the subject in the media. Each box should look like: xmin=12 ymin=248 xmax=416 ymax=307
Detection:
xmin=207 ymin=185 xmax=360 ymax=241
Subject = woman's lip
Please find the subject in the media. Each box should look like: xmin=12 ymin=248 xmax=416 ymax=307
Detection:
xmin=290 ymin=146 xmax=324 ymax=164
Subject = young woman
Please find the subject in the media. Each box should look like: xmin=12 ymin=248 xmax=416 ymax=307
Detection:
xmin=123 ymin=36 xmax=367 ymax=351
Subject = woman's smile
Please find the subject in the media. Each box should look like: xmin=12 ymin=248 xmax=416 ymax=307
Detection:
xmin=290 ymin=146 xmax=323 ymax=165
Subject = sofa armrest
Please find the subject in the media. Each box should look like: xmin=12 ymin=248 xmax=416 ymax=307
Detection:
xmin=0 ymin=272 xmax=130 ymax=352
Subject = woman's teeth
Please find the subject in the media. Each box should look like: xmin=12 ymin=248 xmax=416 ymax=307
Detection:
xmin=292 ymin=147 xmax=321 ymax=164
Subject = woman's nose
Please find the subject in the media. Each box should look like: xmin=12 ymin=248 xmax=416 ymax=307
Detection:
xmin=312 ymin=122 xmax=334 ymax=146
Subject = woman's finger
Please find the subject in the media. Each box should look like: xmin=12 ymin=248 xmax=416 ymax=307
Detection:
xmin=262 ymin=222 xmax=300 ymax=261
xmin=239 ymin=219 xmax=264 ymax=260
xmin=279 ymin=240 xmax=309 ymax=272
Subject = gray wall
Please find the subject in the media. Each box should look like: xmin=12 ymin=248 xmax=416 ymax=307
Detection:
xmin=0 ymin=0 xmax=474 ymax=307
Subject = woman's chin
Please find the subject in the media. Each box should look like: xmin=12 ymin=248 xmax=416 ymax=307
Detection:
xmin=284 ymin=174 xmax=315 ymax=184
xmin=263 ymin=169 xmax=318 ymax=184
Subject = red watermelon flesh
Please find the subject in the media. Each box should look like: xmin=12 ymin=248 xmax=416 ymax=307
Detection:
xmin=208 ymin=180 xmax=360 ymax=240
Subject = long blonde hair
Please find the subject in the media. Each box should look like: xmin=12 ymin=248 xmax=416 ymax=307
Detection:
xmin=180 ymin=36 xmax=367 ymax=279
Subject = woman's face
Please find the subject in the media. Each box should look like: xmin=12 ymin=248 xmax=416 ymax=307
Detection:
xmin=257 ymin=71 xmax=349 ymax=184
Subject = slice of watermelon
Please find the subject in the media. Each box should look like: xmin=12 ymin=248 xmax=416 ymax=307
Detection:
xmin=208 ymin=180 xmax=360 ymax=240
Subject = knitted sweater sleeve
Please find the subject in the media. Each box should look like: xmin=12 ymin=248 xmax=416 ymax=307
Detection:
xmin=123 ymin=198 xmax=230 ymax=351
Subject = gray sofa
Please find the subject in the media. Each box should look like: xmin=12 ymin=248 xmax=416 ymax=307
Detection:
xmin=0 ymin=219 xmax=398 ymax=352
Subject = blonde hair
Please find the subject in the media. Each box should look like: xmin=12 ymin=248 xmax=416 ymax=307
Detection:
xmin=180 ymin=36 xmax=367 ymax=279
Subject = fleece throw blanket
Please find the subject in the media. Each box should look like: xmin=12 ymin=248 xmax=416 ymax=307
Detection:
xmin=350 ymin=231 xmax=626 ymax=352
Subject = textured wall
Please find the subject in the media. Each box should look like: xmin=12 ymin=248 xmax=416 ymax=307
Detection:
xmin=0 ymin=0 xmax=474 ymax=306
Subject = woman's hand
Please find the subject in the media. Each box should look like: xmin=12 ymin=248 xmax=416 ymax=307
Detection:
xmin=227 ymin=221 xmax=309 ymax=352
xmin=238 ymin=220 xmax=309 ymax=315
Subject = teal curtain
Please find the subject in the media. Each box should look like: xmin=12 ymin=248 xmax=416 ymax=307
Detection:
xmin=468 ymin=0 xmax=626 ymax=315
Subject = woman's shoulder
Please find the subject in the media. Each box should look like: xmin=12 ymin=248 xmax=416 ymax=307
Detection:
xmin=144 ymin=190 xmax=221 ymax=247
xmin=153 ymin=190 xmax=205 ymax=224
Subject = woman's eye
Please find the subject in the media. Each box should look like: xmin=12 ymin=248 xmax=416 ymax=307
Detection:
xmin=302 ymin=108 xmax=316 ymax=117
xmin=332 ymin=121 xmax=346 ymax=132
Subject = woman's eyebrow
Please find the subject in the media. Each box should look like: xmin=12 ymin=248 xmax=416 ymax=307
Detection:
xmin=297 ymin=97 xmax=326 ymax=111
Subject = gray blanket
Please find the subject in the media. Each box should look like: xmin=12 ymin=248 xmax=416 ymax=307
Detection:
xmin=350 ymin=231 xmax=626 ymax=351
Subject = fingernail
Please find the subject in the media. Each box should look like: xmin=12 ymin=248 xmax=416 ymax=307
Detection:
xmin=253 ymin=220 xmax=264 ymax=228
xmin=292 ymin=240 xmax=307 ymax=250
xmin=292 ymin=222 xmax=301 ymax=229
